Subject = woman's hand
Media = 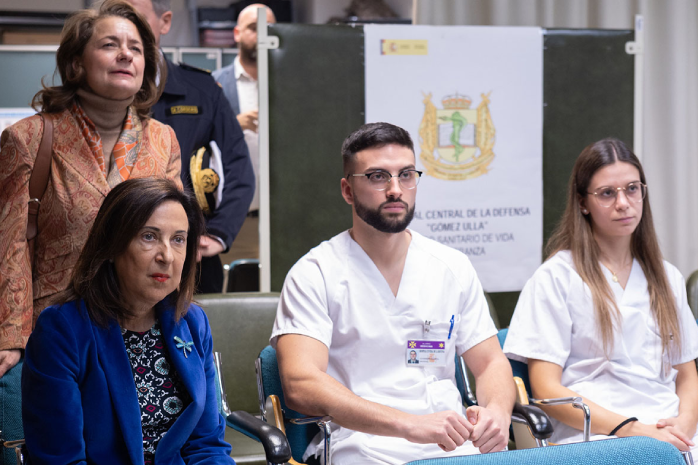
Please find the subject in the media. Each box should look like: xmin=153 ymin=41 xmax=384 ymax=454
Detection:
xmin=0 ymin=349 xmax=21 ymax=378
xmin=621 ymin=420 xmax=694 ymax=451
xmin=656 ymin=415 xmax=697 ymax=444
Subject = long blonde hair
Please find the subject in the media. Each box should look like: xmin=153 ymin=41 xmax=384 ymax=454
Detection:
xmin=546 ymin=138 xmax=680 ymax=359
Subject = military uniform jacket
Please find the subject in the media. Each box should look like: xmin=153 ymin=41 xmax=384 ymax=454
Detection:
xmin=152 ymin=58 xmax=255 ymax=248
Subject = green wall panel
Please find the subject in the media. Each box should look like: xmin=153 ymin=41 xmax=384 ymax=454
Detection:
xmin=542 ymin=29 xmax=635 ymax=245
xmin=268 ymin=24 xmax=365 ymax=291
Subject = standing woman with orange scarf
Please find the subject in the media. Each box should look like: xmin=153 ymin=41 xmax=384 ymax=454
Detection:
xmin=0 ymin=0 xmax=182 ymax=378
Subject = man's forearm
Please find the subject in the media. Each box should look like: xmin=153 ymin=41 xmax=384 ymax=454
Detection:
xmin=276 ymin=334 xmax=474 ymax=449
xmin=280 ymin=347 xmax=410 ymax=437
xmin=473 ymin=355 xmax=515 ymax=415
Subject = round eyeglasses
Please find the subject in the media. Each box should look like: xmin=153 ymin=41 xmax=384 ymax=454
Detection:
xmin=349 ymin=169 xmax=423 ymax=191
xmin=587 ymin=181 xmax=647 ymax=208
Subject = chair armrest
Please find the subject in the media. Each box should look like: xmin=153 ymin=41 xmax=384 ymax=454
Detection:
xmin=290 ymin=415 xmax=333 ymax=425
xmin=530 ymin=396 xmax=591 ymax=441
xmin=288 ymin=414 xmax=333 ymax=465
xmin=512 ymin=402 xmax=553 ymax=440
xmin=227 ymin=410 xmax=293 ymax=464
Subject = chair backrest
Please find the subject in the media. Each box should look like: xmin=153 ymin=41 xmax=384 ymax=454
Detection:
xmin=687 ymin=269 xmax=698 ymax=320
xmin=497 ymin=328 xmax=531 ymax=397
xmin=403 ymin=436 xmax=686 ymax=465
xmin=224 ymin=259 xmax=261 ymax=293
xmin=454 ymin=354 xmax=477 ymax=407
xmin=197 ymin=292 xmax=279 ymax=414
xmin=484 ymin=292 xmax=500 ymax=329
xmin=0 ymin=358 xmax=24 ymax=465
xmin=257 ymin=345 xmax=318 ymax=464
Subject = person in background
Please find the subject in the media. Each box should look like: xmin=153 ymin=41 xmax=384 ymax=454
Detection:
xmin=504 ymin=138 xmax=698 ymax=459
xmin=128 ymin=0 xmax=255 ymax=293
xmin=23 ymin=177 xmax=233 ymax=464
xmin=213 ymin=4 xmax=276 ymax=260
xmin=0 ymin=0 xmax=181 ymax=378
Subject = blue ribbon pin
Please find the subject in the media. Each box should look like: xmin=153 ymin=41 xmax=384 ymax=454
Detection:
xmin=174 ymin=336 xmax=194 ymax=358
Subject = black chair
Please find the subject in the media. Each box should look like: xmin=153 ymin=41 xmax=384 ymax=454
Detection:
xmin=222 ymin=259 xmax=260 ymax=293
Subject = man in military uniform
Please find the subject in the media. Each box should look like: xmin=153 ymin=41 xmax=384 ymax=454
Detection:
xmin=128 ymin=0 xmax=255 ymax=293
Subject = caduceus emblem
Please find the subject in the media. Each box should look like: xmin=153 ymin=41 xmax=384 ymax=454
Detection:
xmin=418 ymin=91 xmax=496 ymax=181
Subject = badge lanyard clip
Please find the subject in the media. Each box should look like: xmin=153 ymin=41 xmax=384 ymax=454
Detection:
xmin=423 ymin=320 xmax=431 ymax=338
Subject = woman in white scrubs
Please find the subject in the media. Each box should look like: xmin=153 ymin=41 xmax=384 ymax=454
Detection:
xmin=504 ymin=138 xmax=698 ymax=457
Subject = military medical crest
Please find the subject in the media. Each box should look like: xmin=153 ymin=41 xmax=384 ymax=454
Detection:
xmin=419 ymin=92 xmax=495 ymax=181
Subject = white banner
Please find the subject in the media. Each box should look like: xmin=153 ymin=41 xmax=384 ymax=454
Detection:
xmin=365 ymin=25 xmax=543 ymax=292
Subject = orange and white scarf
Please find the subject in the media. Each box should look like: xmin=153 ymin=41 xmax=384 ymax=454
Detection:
xmin=71 ymin=101 xmax=143 ymax=187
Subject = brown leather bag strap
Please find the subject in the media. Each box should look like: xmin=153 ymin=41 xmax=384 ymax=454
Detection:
xmin=26 ymin=113 xmax=53 ymax=242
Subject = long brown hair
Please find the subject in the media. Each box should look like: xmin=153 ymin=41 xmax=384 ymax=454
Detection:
xmin=32 ymin=0 xmax=164 ymax=120
xmin=56 ymin=178 xmax=204 ymax=326
xmin=546 ymin=138 xmax=680 ymax=359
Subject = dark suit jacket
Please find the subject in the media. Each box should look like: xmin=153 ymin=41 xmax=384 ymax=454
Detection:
xmin=22 ymin=299 xmax=233 ymax=465
xmin=152 ymin=58 xmax=254 ymax=249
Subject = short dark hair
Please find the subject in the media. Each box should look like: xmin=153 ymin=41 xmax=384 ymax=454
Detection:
xmin=32 ymin=0 xmax=164 ymax=120
xmin=341 ymin=122 xmax=414 ymax=176
xmin=58 ymin=178 xmax=204 ymax=326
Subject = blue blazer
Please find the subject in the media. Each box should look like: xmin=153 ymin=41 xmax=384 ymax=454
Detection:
xmin=22 ymin=299 xmax=233 ymax=465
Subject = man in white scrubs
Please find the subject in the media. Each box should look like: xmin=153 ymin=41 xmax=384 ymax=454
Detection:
xmin=271 ymin=122 xmax=515 ymax=465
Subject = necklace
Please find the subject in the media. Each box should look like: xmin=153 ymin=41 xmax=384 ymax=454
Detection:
xmin=606 ymin=266 xmax=620 ymax=283
xmin=603 ymin=260 xmax=632 ymax=283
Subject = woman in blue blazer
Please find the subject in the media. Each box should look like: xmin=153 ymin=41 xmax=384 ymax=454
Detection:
xmin=22 ymin=178 xmax=234 ymax=464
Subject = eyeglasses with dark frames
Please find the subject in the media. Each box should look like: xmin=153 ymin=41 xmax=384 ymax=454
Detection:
xmin=349 ymin=169 xmax=423 ymax=191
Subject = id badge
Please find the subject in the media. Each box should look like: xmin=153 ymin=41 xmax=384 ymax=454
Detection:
xmin=405 ymin=340 xmax=447 ymax=367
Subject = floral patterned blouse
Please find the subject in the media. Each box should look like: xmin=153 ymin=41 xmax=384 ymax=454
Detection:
xmin=122 ymin=321 xmax=191 ymax=464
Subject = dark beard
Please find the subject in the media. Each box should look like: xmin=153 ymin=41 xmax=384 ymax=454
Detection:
xmin=239 ymin=43 xmax=257 ymax=62
xmin=354 ymin=197 xmax=415 ymax=233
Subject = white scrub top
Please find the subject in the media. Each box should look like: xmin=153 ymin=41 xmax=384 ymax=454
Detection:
xmin=271 ymin=229 xmax=497 ymax=465
xmin=504 ymin=250 xmax=698 ymax=446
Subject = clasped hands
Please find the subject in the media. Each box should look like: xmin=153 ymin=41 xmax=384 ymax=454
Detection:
xmin=403 ymin=405 xmax=509 ymax=454
xmin=650 ymin=415 xmax=696 ymax=452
